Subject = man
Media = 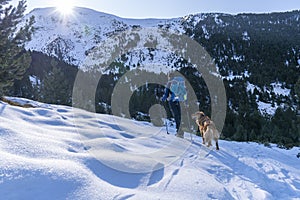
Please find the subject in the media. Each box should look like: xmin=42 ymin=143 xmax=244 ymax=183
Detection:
xmin=161 ymin=73 xmax=187 ymax=138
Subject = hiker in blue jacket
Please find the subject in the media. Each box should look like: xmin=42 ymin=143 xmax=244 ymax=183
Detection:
xmin=161 ymin=73 xmax=187 ymax=138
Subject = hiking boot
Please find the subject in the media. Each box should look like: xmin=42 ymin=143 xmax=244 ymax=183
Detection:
xmin=175 ymin=130 xmax=184 ymax=138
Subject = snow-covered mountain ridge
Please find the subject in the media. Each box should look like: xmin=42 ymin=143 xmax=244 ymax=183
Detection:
xmin=23 ymin=7 xmax=300 ymax=74
xmin=0 ymin=97 xmax=300 ymax=199
xmin=22 ymin=7 xmax=300 ymax=106
xmin=22 ymin=7 xmax=184 ymax=67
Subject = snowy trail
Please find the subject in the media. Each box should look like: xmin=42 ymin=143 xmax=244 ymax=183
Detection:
xmin=0 ymin=98 xmax=300 ymax=199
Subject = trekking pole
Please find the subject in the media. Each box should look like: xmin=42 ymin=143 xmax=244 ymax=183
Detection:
xmin=159 ymin=101 xmax=169 ymax=134
xmin=187 ymin=114 xmax=193 ymax=141
xmin=185 ymin=104 xmax=193 ymax=141
xmin=165 ymin=118 xmax=170 ymax=134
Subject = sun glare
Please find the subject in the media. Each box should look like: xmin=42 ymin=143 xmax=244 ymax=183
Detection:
xmin=54 ymin=0 xmax=74 ymax=16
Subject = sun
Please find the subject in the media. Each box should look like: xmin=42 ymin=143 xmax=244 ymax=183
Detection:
xmin=54 ymin=0 xmax=74 ymax=16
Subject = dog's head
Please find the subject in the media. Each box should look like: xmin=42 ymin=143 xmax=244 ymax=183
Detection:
xmin=191 ymin=111 xmax=205 ymax=120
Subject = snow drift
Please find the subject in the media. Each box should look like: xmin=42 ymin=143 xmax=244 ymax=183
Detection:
xmin=0 ymin=98 xmax=299 ymax=199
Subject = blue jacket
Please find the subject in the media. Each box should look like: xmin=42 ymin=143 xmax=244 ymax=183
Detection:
xmin=161 ymin=85 xmax=177 ymax=102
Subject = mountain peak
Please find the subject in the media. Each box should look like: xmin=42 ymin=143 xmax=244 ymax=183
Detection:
xmin=24 ymin=6 xmax=180 ymax=67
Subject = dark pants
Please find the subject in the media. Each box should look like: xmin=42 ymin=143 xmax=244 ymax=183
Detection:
xmin=169 ymin=100 xmax=181 ymax=132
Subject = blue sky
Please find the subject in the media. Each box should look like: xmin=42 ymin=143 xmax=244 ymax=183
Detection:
xmin=11 ymin=0 xmax=300 ymax=18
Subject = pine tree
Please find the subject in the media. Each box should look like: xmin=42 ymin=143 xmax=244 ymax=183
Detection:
xmin=295 ymin=78 xmax=300 ymax=110
xmin=0 ymin=0 xmax=34 ymax=96
xmin=40 ymin=65 xmax=71 ymax=105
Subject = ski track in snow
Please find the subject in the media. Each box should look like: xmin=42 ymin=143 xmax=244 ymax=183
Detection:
xmin=0 ymin=98 xmax=300 ymax=200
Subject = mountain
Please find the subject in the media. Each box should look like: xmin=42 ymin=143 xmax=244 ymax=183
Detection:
xmin=22 ymin=8 xmax=300 ymax=77
xmin=0 ymin=97 xmax=300 ymax=199
xmin=12 ymin=7 xmax=300 ymax=147
xmin=21 ymin=7 xmax=184 ymax=67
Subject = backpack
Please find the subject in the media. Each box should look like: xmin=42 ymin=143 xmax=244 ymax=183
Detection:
xmin=169 ymin=76 xmax=187 ymax=101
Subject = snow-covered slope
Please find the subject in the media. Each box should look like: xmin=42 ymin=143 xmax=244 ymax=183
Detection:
xmin=22 ymin=7 xmax=183 ymax=68
xmin=0 ymin=98 xmax=299 ymax=199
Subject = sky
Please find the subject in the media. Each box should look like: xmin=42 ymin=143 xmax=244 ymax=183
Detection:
xmin=10 ymin=0 xmax=300 ymax=19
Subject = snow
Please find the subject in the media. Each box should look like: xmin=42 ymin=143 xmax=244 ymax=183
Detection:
xmin=242 ymin=31 xmax=250 ymax=41
xmin=214 ymin=14 xmax=224 ymax=25
xmin=29 ymin=75 xmax=40 ymax=86
xmin=246 ymin=82 xmax=291 ymax=116
xmin=202 ymin=25 xmax=210 ymax=39
xmin=223 ymin=70 xmax=249 ymax=81
xmin=257 ymin=101 xmax=278 ymax=116
xmin=271 ymin=82 xmax=291 ymax=96
xmin=20 ymin=7 xmax=185 ymax=69
xmin=121 ymin=49 xmax=180 ymax=74
xmin=1 ymin=98 xmax=300 ymax=199
xmin=182 ymin=14 xmax=206 ymax=27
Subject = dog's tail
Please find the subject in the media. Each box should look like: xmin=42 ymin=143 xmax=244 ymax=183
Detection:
xmin=206 ymin=121 xmax=220 ymax=139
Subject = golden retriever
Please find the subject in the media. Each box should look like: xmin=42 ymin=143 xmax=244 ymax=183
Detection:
xmin=192 ymin=111 xmax=220 ymax=150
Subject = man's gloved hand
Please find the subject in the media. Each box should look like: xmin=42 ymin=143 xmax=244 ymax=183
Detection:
xmin=161 ymin=96 xmax=167 ymax=102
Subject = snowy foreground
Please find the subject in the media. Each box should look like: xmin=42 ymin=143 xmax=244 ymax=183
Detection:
xmin=0 ymin=98 xmax=300 ymax=200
